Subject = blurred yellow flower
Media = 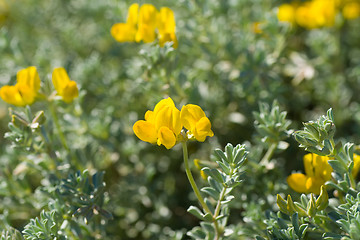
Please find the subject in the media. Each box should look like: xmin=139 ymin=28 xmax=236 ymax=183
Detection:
xmin=0 ymin=66 xmax=40 ymax=107
xmin=252 ymin=22 xmax=263 ymax=34
xmin=111 ymin=3 xmax=139 ymax=42
xmin=157 ymin=7 xmax=178 ymax=48
xmin=180 ymin=104 xmax=214 ymax=142
xmin=111 ymin=3 xmax=178 ymax=48
xmin=194 ymin=159 xmax=208 ymax=180
xmin=277 ymin=3 xmax=296 ymax=24
xmin=135 ymin=4 xmax=158 ymax=43
xmin=295 ymin=0 xmax=337 ymax=29
xmin=352 ymin=154 xmax=360 ymax=178
xmin=278 ymin=0 xmax=337 ymax=29
xmin=287 ymin=153 xmax=332 ymax=195
xmin=52 ymin=67 xmax=79 ymax=103
xmin=133 ymin=97 xmax=182 ymax=149
xmin=342 ymin=2 xmax=360 ymax=19
xmin=288 ymin=153 xmax=360 ymax=194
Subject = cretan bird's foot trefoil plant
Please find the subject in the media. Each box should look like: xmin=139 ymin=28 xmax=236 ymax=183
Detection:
xmin=133 ymin=97 xmax=247 ymax=239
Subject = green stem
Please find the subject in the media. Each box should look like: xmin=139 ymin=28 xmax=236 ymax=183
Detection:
xmin=213 ymin=187 xmax=227 ymax=240
xmin=259 ymin=142 xmax=277 ymax=166
xmin=181 ymin=141 xmax=211 ymax=214
xmin=49 ymin=102 xmax=70 ymax=152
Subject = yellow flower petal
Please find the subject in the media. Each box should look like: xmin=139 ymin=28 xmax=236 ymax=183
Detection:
xmin=127 ymin=3 xmax=139 ymax=26
xmin=135 ymin=24 xmax=157 ymax=43
xmin=111 ymin=23 xmax=137 ymax=42
xmin=153 ymin=97 xmax=176 ymax=114
xmin=52 ymin=68 xmax=79 ymax=103
xmin=16 ymin=66 xmax=40 ymax=92
xmin=303 ymin=153 xmax=315 ymax=177
xmin=0 ymin=85 xmax=26 ymax=107
xmin=62 ymin=81 xmax=79 ymax=103
xmin=306 ymin=176 xmax=323 ymax=195
xmin=155 ymin=104 xmax=181 ymax=135
xmin=145 ymin=110 xmax=154 ymax=123
xmin=180 ymin=104 xmax=206 ymax=131
xmin=135 ymin=4 xmax=158 ymax=43
xmin=193 ymin=117 xmax=214 ymax=142
xmin=52 ymin=67 xmax=70 ymax=95
xmin=158 ymin=7 xmax=176 ymax=33
xmin=133 ymin=120 xmax=157 ymax=144
xmin=313 ymin=154 xmax=332 ymax=181
xmin=158 ymin=6 xmax=177 ymax=47
xmin=277 ymin=4 xmax=296 ymax=23
xmin=16 ymin=83 xmax=37 ymax=105
xmin=159 ymin=32 xmax=178 ymax=48
xmin=287 ymin=173 xmax=308 ymax=193
xmin=157 ymin=126 xmax=176 ymax=149
xmin=352 ymin=154 xmax=360 ymax=178
xmin=343 ymin=2 xmax=360 ymax=20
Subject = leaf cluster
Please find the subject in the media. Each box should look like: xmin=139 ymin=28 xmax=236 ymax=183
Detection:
xmin=187 ymin=143 xmax=247 ymax=239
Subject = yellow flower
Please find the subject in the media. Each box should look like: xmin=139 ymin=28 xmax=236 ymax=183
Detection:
xmin=252 ymin=22 xmax=263 ymax=34
xmin=277 ymin=3 xmax=296 ymax=24
xmin=288 ymin=153 xmax=360 ymax=194
xmin=180 ymin=104 xmax=214 ymax=142
xmin=111 ymin=4 xmax=178 ymax=48
xmin=135 ymin=4 xmax=158 ymax=43
xmin=157 ymin=7 xmax=178 ymax=48
xmin=133 ymin=97 xmax=182 ymax=149
xmin=52 ymin=67 xmax=79 ymax=103
xmin=0 ymin=66 xmax=40 ymax=107
xmin=342 ymin=2 xmax=360 ymax=19
xmin=295 ymin=0 xmax=337 ymax=29
xmin=287 ymin=153 xmax=333 ymax=195
xmin=352 ymin=154 xmax=360 ymax=178
xmin=111 ymin=3 xmax=139 ymax=42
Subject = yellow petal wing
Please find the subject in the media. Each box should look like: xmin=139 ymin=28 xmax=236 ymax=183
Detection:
xmin=303 ymin=153 xmax=315 ymax=177
xmin=16 ymin=83 xmax=37 ymax=105
xmin=0 ymin=85 xmax=25 ymax=106
xmin=127 ymin=3 xmax=139 ymax=26
xmin=111 ymin=23 xmax=137 ymax=42
xmin=157 ymin=126 xmax=176 ymax=149
xmin=17 ymin=66 xmax=40 ymax=92
xmin=305 ymin=176 xmax=324 ymax=195
xmin=52 ymin=67 xmax=70 ymax=95
xmin=133 ymin=120 xmax=157 ymax=144
xmin=287 ymin=173 xmax=308 ymax=193
xmin=180 ymin=104 xmax=206 ymax=132
xmin=352 ymin=154 xmax=360 ymax=178
xmin=193 ymin=117 xmax=214 ymax=142
xmin=62 ymin=81 xmax=79 ymax=103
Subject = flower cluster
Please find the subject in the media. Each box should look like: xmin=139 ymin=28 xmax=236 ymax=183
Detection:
xmin=133 ymin=97 xmax=213 ymax=149
xmin=287 ymin=153 xmax=360 ymax=194
xmin=277 ymin=0 xmax=360 ymax=29
xmin=0 ymin=66 xmax=79 ymax=106
xmin=111 ymin=3 xmax=178 ymax=48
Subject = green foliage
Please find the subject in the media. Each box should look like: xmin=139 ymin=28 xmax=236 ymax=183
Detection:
xmin=187 ymin=143 xmax=247 ymax=239
xmin=20 ymin=170 xmax=110 ymax=239
xmin=294 ymin=108 xmax=335 ymax=156
xmin=0 ymin=0 xmax=360 ymax=239
xmin=254 ymin=101 xmax=292 ymax=145
xmin=0 ymin=228 xmax=24 ymax=240
xmin=22 ymin=211 xmax=62 ymax=240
